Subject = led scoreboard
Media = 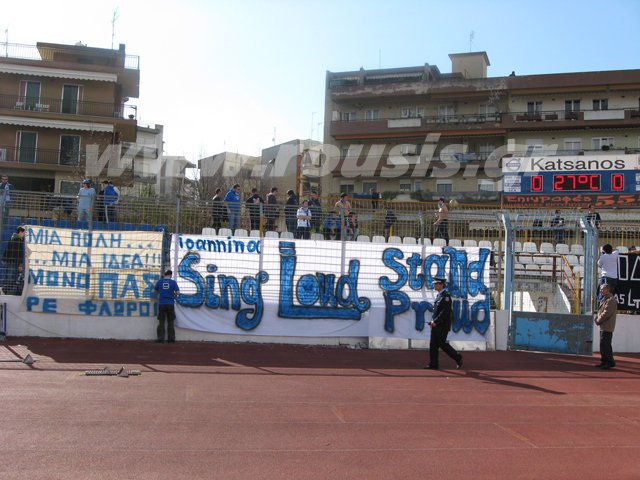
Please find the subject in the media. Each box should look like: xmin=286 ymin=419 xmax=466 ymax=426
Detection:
xmin=502 ymin=154 xmax=640 ymax=206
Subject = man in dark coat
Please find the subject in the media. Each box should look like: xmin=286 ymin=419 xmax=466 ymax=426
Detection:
xmin=425 ymin=277 xmax=463 ymax=370
xmin=2 ymin=226 xmax=25 ymax=295
xmin=245 ymin=188 xmax=264 ymax=231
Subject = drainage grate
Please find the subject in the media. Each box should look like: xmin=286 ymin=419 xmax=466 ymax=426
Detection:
xmin=85 ymin=366 xmax=141 ymax=377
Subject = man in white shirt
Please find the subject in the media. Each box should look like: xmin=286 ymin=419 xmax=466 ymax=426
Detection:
xmin=597 ymin=244 xmax=619 ymax=300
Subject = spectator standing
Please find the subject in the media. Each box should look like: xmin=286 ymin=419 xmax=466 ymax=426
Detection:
xmin=550 ymin=209 xmax=566 ymax=244
xmin=308 ymin=190 xmax=322 ymax=233
xmin=434 ymin=197 xmax=449 ymax=242
xmin=597 ymin=244 xmax=619 ymax=299
xmin=335 ymin=192 xmax=352 ymax=239
xmin=285 ymin=189 xmax=299 ymax=234
xmin=2 ymin=226 xmax=25 ymax=295
xmin=153 ymin=269 xmax=180 ymax=343
xmin=211 ymin=188 xmax=226 ymax=230
xmin=347 ymin=211 xmax=359 ymax=240
xmin=595 ymin=283 xmax=617 ymax=369
xmin=77 ymin=179 xmax=96 ymax=223
xmin=265 ymin=187 xmax=279 ymax=232
xmin=224 ymin=184 xmax=242 ymax=233
xmin=245 ymin=187 xmax=264 ymax=232
xmin=296 ymin=200 xmax=312 ymax=239
xmin=96 ymin=180 xmax=108 ymax=221
xmin=384 ymin=208 xmax=397 ymax=238
xmin=323 ymin=211 xmax=340 ymax=240
xmin=103 ymin=180 xmax=119 ymax=222
xmin=425 ymin=277 xmax=463 ymax=370
xmin=586 ymin=204 xmax=601 ymax=230
xmin=0 ymin=174 xmax=13 ymax=223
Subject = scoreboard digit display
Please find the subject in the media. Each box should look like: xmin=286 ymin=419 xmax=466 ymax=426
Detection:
xmin=502 ymin=154 xmax=640 ymax=199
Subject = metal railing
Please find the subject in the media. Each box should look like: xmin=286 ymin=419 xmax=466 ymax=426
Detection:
xmin=0 ymin=42 xmax=139 ymax=70
xmin=0 ymin=94 xmax=137 ymax=119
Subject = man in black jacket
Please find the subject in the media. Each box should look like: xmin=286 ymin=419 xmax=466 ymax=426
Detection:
xmin=425 ymin=277 xmax=463 ymax=370
xmin=2 ymin=226 xmax=25 ymax=295
xmin=245 ymin=188 xmax=264 ymax=232
xmin=284 ymin=189 xmax=298 ymax=234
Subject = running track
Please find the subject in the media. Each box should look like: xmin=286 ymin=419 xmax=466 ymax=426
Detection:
xmin=1 ymin=338 xmax=639 ymax=479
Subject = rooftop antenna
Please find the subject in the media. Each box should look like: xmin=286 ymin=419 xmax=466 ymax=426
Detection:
xmin=111 ymin=8 xmax=119 ymax=49
xmin=469 ymin=30 xmax=475 ymax=52
xmin=379 ymin=48 xmax=381 ymax=69
xmin=4 ymin=25 xmax=8 ymax=57
xmin=272 ymin=127 xmax=276 ymax=146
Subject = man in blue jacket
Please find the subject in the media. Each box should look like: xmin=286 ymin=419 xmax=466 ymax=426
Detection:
xmin=224 ymin=184 xmax=242 ymax=233
xmin=154 ymin=269 xmax=180 ymax=343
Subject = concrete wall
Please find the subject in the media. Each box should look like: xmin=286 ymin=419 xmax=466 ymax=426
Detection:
xmin=4 ymin=296 xmax=639 ymax=353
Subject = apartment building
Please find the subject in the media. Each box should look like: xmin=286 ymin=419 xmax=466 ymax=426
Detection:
xmin=0 ymin=41 xmax=139 ymax=194
xmin=322 ymin=52 xmax=640 ymax=204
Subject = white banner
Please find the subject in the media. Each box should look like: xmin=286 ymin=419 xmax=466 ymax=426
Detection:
xmin=24 ymin=226 xmax=164 ymax=317
xmin=172 ymin=234 xmax=491 ymax=341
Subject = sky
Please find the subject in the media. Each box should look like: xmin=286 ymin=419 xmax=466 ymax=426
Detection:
xmin=3 ymin=0 xmax=640 ymax=162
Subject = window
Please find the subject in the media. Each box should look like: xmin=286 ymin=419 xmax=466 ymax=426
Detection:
xmin=478 ymin=143 xmax=495 ymax=159
xmin=479 ymin=104 xmax=496 ymax=115
xmin=436 ymin=181 xmax=452 ymax=194
xmin=362 ymin=182 xmax=377 ymax=193
xmin=564 ymin=138 xmax=582 ymax=152
xmin=364 ymin=109 xmax=379 ymax=120
xmin=59 ymin=135 xmax=81 ymax=166
xmin=438 ymin=105 xmax=455 ymax=119
xmin=61 ymin=85 xmax=81 ymax=114
xmin=525 ymin=139 xmax=544 ymax=156
xmin=565 ymin=100 xmax=581 ymax=112
xmin=478 ymin=180 xmax=496 ymax=192
xmin=17 ymin=131 xmax=37 ymax=163
xmin=414 ymin=180 xmax=423 ymax=192
xmin=401 ymin=107 xmax=412 ymax=118
xmin=592 ymin=137 xmax=615 ymax=150
xmin=593 ymin=99 xmax=608 ymax=111
xmin=415 ymin=107 xmax=424 ymax=118
xmin=20 ymin=80 xmax=41 ymax=110
xmin=341 ymin=112 xmax=356 ymax=121
xmin=340 ymin=146 xmax=350 ymax=159
xmin=527 ymin=101 xmax=542 ymax=114
xmin=399 ymin=182 xmax=411 ymax=193
xmin=339 ymin=184 xmax=354 ymax=195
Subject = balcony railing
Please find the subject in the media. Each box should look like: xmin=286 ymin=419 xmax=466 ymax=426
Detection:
xmin=121 ymin=142 xmax=159 ymax=159
xmin=508 ymin=108 xmax=640 ymax=124
xmin=0 ymin=42 xmax=139 ymax=70
xmin=0 ymin=145 xmax=83 ymax=166
xmin=0 ymin=94 xmax=137 ymax=119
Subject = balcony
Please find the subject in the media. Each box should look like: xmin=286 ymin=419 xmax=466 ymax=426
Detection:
xmin=504 ymin=108 xmax=640 ymax=130
xmin=0 ymin=145 xmax=83 ymax=167
xmin=0 ymin=94 xmax=137 ymax=119
xmin=330 ymin=113 xmax=503 ymax=139
xmin=121 ymin=142 xmax=159 ymax=159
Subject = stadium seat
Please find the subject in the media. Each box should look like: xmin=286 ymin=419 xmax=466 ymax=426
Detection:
xmin=250 ymin=230 xmax=261 ymax=238
xmin=265 ymin=231 xmax=279 ymax=238
xmin=356 ymin=235 xmax=371 ymax=242
xmin=616 ymin=246 xmax=628 ymax=253
xmin=421 ymin=238 xmax=432 ymax=246
xmin=433 ymin=238 xmax=446 ymax=247
xmin=525 ymin=264 xmax=540 ymax=276
xmin=218 ymin=228 xmax=232 ymax=237
xmin=518 ymin=254 xmax=534 ymax=265
xmin=371 ymin=235 xmax=386 ymax=243
xmin=388 ymin=236 xmax=402 ymax=244
xmin=578 ymin=255 xmax=585 ymax=265
xmin=479 ymin=240 xmax=492 ymax=249
xmin=513 ymin=241 xmax=523 ymax=253
xmin=570 ymin=244 xmax=584 ymax=256
xmin=280 ymin=231 xmax=294 ymax=239
xmin=463 ymin=239 xmax=477 ymax=247
xmin=312 ymin=233 xmax=325 ymax=240
xmin=448 ymin=239 xmax=462 ymax=247
xmin=234 ymin=228 xmax=248 ymax=237
xmin=573 ymin=265 xmax=584 ymax=277
xmin=533 ymin=255 xmax=551 ymax=265
xmin=555 ymin=243 xmax=570 ymax=255
xmin=540 ymin=264 xmax=554 ymax=277
xmin=202 ymin=227 xmax=216 ymax=236
xmin=566 ymin=255 xmax=580 ymax=266
xmin=523 ymin=241 xmax=538 ymax=253
xmin=540 ymin=242 xmax=555 ymax=254
xmin=402 ymin=236 xmax=417 ymax=245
